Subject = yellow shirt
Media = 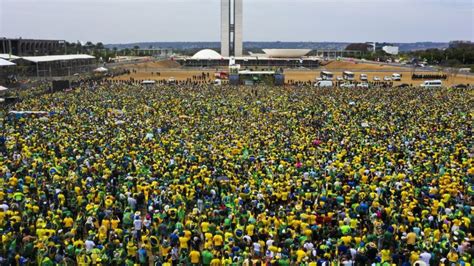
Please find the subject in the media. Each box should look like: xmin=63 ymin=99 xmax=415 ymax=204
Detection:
xmin=63 ymin=217 xmax=74 ymax=228
xmin=447 ymin=251 xmax=458 ymax=262
xmin=296 ymin=249 xmax=307 ymax=262
xmin=213 ymin=235 xmax=223 ymax=247
xmin=179 ymin=236 xmax=189 ymax=249
xmin=410 ymin=251 xmax=419 ymax=263
xmin=111 ymin=219 xmax=120 ymax=229
xmin=406 ymin=232 xmax=417 ymax=245
xmin=381 ymin=249 xmax=391 ymax=262
xmin=246 ymin=224 xmax=255 ymax=236
xmin=341 ymin=235 xmax=352 ymax=245
xmin=201 ymin=222 xmax=209 ymax=232
xmin=160 ymin=246 xmax=171 ymax=256
xmin=210 ymin=258 xmax=222 ymax=266
xmin=189 ymin=250 xmax=200 ymax=264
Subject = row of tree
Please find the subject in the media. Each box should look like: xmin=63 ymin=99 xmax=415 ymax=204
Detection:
xmin=404 ymin=44 xmax=474 ymax=67
xmin=346 ymin=42 xmax=474 ymax=70
xmin=63 ymin=42 xmax=154 ymax=62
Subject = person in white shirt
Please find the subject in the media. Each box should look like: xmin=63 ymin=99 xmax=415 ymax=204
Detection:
xmin=303 ymin=241 xmax=314 ymax=253
xmin=133 ymin=218 xmax=143 ymax=231
xmin=253 ymin=241 xmax=261 ymax=256
xmin=419 ymin=250 xmax=432 ymax=265
xmin=84 ymin=239 xmax=95 ymax=252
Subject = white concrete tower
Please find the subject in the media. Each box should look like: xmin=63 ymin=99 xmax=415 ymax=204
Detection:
xmin=221 ymin=0 xmax=243 ymax=57
xmin=234 ymin=0 xmax=243 ymax=57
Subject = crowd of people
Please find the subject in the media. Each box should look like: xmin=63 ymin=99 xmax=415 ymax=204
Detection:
xmin=0 ymin=83 xmax=473 ymax=265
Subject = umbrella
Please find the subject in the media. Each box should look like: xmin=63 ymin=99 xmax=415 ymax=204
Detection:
xmin=93 ymin=67 xmax=108 ymax=73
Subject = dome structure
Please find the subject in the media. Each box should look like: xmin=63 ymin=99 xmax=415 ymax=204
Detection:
xmin=191 ymin=49 xmax=223 ymax=60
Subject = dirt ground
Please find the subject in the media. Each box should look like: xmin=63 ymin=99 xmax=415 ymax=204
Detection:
xmin=110 ymin=60 xmax=474 ymax=87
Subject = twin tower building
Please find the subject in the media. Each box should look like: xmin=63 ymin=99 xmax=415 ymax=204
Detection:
xmin=221 ymin=0 xmax=243 ymax=57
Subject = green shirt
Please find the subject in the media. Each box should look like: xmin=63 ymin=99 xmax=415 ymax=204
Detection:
xmin=202 ymin=250 xmax=214 ymax=265
xmin=278 ymin=258 xmax=291 ymax=266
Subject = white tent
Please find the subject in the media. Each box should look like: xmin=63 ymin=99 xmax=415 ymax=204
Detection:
xmin=0 ymin=58 xmax=16 ymax=67
xmin=0 ymin=54 xmax=20 ymax=60
xmin=94 ymin=66 xmax=108 ymax=72
xmin=21 ymin=54 xmax=95 ymax=63
xmin=0 ymin=86 xmax=9 ymax=92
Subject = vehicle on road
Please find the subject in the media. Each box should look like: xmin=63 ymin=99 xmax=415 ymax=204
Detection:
xmin=343 ymin=71 xmax=355 ymax=81
xmin=357 ymin=83 xmax=369 ymax=88
xmin=340 ymin=83 xmax=355 ymax=89
xmin=420 ymin=80 xmax=442 ymax=88
xmin=320 ymin=71 xmax=334 ymax=80
xmin=314 ymin=80 xmax=334 ymax=88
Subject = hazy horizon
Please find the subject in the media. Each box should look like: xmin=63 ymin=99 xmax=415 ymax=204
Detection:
xmin=1 ymin=0 xmax=473 ymax=44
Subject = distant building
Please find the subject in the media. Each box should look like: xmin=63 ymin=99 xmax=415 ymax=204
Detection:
xmin=0 ymin=38 xmax=66 ymax=56
xmin=221 ymin=0 xmax=243 ymax=57
xmin=351 ymin=42 xmax=400 ymax=55
xmin=382 ymin=46 xmax=399 ymax=55
xmin=345 ymin=43 xmax=372 ymax=53
xmin=449 ymin=40 xmax=473 ymax=49
xmin=135 ymin=48 xmax=173 ymax=58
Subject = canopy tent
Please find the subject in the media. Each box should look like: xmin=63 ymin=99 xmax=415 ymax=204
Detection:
xmin=93 ymin=67 xmax=108 ymax=73
xmin=21 ymin=54 xmax=95 ymax=63
xmin=0 ymin=54 xmax=20 ymax=60
xmin=16 ymin=54 xmax=96 ymax=77
xmin=0 ymin=86 xmax=9 ymax=91
xmin=0 ymin=58 xmax=16 ymax=67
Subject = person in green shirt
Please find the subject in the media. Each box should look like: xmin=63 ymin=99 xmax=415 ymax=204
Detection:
xmin=202 ymin=248 xmax=214 ymax=266
xmin=278 ymin=256 xmax=291 ymax=266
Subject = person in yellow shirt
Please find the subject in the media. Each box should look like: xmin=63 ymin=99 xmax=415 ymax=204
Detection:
xmin=410 ymin=250 xmax=420 ymax=264
xmin=201 ymin=221 xmax=210 ymax=233
xmin=178 ymin=233 xmax=189 ymax=251
xmin=111 ymin=216 xmax=120 ymax=229
xmin=246 ymin=224 xmax=255 ymax=237
xmin=189 ymin=249 xmax=201 ymax=265
xmin=296 ymin=248 xmax=307 ymax=263
xmin=406 ymin=231 xmax=417 ymax=249
xmin=380 ymin=248 xmax=391 ymax=263
xmin=213 ymin=234 xmax=223 ymax=249
xmin=447 ymin=249 xmax=459 ymax=263
xmin=63 ymin=216 xmax=73 ymax=228
xmin=210 ymin=257 xmax=222 ymax=266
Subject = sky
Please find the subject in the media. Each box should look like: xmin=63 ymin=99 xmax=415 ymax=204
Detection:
xmin=0 ymin=0 xmax=473 ymax=44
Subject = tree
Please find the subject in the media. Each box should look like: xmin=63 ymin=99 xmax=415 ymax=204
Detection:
xmin=133 ymin=46 xmax=140 ymax=56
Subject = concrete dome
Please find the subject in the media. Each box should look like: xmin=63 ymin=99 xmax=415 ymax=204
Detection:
xmin=192 ymin=49 xmax=223 ymax=60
